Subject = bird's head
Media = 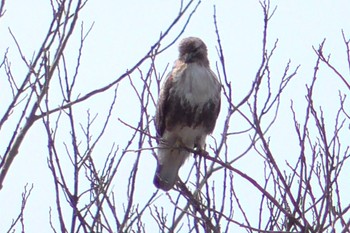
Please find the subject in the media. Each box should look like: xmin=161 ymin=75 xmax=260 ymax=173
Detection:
xmin=178 ymin=37 xmax=209 ymax=66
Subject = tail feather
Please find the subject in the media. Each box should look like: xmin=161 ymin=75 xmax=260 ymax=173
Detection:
xmin=153 ymin=147 xmax=189 ymax=191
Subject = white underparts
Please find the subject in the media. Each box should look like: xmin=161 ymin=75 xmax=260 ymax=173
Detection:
xmin=172 ymin=63 xmax=220 ymax=105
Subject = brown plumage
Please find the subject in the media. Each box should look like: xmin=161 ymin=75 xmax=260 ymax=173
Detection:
xmin=153 ymin=37 xmax=221 ymax=191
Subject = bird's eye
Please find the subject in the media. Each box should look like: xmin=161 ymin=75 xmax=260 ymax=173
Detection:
xmin=191 ymin=45 xmax=200 ymax=54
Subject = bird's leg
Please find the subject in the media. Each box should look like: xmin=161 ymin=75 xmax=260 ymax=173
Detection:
xmin=174 ymin=138 xmax=185 ymax=150
xmin=194 ymin=147 xmax=208 ymax=157
xmin=193 ymin=136 xmax=207 ymax=157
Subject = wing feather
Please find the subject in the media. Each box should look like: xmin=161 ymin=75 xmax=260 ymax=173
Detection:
xmin=155 ymin=72 xmax=173 ymax=138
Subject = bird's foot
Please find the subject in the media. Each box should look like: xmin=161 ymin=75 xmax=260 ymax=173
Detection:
xmin=193 ymin=147 xmax=208 ymax=157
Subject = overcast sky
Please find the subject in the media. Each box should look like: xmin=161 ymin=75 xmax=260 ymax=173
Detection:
xmin=1 ymin=0 xmax=350 ymax=232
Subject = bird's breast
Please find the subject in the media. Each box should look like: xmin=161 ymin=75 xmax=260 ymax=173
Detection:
xmin=172 ymin=63 xmax=220 ymax=106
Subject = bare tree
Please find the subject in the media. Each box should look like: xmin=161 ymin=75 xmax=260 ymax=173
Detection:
xmin=1 ymin=0 xmax=349 ymax=232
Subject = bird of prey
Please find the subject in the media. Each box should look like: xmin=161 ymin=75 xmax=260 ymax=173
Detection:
xmin=153 ymin=37 xmax=221 ymax=191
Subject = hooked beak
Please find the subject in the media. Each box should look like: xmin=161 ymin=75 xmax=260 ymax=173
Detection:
xmin=184 ymin=53 xmax=194 ymax=63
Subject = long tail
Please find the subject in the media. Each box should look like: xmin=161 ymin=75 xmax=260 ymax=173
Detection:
xmin=153 ymin=146 xmax=190 ymax=191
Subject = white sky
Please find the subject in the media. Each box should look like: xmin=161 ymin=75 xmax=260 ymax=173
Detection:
xmin=1 ymin=0 xmax=350 ymax=232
